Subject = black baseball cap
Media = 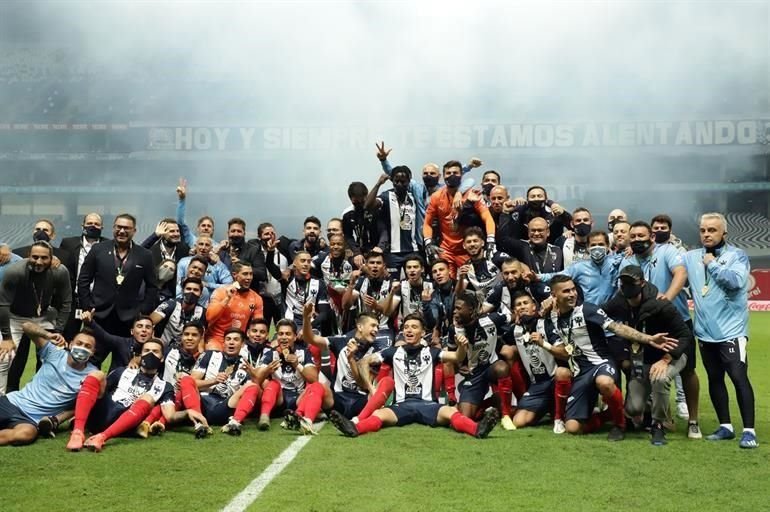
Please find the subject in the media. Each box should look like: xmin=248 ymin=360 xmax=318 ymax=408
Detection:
xmin=619 ymin=265 xmax=643 ymax=282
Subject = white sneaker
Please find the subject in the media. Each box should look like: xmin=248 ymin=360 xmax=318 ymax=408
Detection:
xmin=553 ymin=419 xmax=566 ymax=434
xmin=500 ymin=415 xmax=516 ymax=431
xmin=687 ymin=422 xmax=703 ymax=439
xmin=676 ymin=402 xmax=689 ymax=420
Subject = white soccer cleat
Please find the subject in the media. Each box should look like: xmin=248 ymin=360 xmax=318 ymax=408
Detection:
xmin=500 ymin=415 xmax=516 ymax=431
xmin=676 ymin=402 xmax=689 ymax=420
xmin=299 ymin=417 xmax=317 ymax=436
xmin=553 ymin=419 xmax=566 ymax=434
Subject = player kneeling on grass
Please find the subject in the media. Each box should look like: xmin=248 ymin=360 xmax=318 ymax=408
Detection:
xmin=177 ymin=328 xmax=261 ymax=437
xmin=66 ymin=338 xmax=203 ymax=452
xmin=257 ymin=319 xmax=331 ymax=435
xmin=137 ymin=322 xmax=204 ymax=438
xmin=0 ymin=323 xmax=97 ymax=446
xmin=500 ymin=292 xmax=573 ymax=432
xmin=329 ymin=313 xmax=499 ymax=438
xmin=547 ymin=275 xmax=678 ymax=441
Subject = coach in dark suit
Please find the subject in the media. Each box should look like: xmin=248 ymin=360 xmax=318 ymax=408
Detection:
xmin=78 ymin=213 xmax=158 ymax=365
xmin=59 ymin=213 xmax=107 ymax=341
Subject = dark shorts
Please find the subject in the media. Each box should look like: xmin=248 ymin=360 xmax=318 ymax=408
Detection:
xmin=565 ymin=363 xmax=616 ymax=422
xmin=201 ymin=394 xmax=234 ymax=425
xmin=682 ymin=319 xmax=697 ymax=371
xmin=518 ymin=379 xmax=554 ymax=416
xmin=699 ymin=337 xmax=749 ymax=367
xmin=389 ymin=399 xmax=442 ymax=427
xmin=333 ymin=391 xmax=367 ymax=419
xmin=385 ymin=252 xmax=410 ymax=280
xmin=458 ymin=367 xmax=494 ymax=406
xmin=606 ymin=335 xmax=630 ymax=364
xmin=0 ymin=396 xmax=35 ymax=430
xmin=87 ymin=397 xmax=128 ymax=434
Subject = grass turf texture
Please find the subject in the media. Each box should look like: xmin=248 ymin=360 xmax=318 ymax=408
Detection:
xmin=2 ymin=313 xmax=769 ymax=512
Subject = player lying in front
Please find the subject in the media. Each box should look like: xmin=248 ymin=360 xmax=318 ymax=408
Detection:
xmin=328 ymin=313 xmax=500 ymax=438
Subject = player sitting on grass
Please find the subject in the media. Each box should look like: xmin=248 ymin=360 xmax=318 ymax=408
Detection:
xmin=329 ymin=313 xmax=499 ymax=438
xmin=256 ymin=319 xmax=331 ymax=435
xmin=67 ymin=338 xmax=204 ymax=452
xmin=177 ymin=328 xmax=261 ymax=437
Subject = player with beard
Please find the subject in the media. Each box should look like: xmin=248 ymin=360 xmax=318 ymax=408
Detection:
xmin=301 ymin=303 xmax=394 ymax=424
xmin=455 ymin=227 xmax=502 ymax=304
xmin=501 ymin=292 xmax=572 ymax=432
xmin=206 ymin=262 xmax=263 ymax=350
xmin=547 ymin=275 xmax=678 ymax=441
xmin=329 ymin=314 xmax=499 ymax=438
xmin=178 ymin=329 xmax=261 ymax=437
xmin=289 ymin=216 xmax=324 ymax=261
xmin=256 ymin=319 xmax=330 ymax=434
xmin=342 ymin=251 xmax=395 ymax=345
xmin=136 ymin=322 xmax=204 ymax=437
xmin=482 ymin=258 xmax=533 ymax=317
xmin=312 ymin=233 xmax=355 ymax=334
xmin=66 ymin=339 xmax=202 ymax=452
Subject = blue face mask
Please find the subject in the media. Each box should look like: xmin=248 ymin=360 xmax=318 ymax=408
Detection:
xmin=70 ymin=346 xmax=92 ymax=363
xmin=589 ymin=246 xmax=607 ymax=263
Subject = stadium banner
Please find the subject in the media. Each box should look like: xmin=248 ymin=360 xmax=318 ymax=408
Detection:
xmin=1 ymin=118 xmax=769 ymax=153
xmin=748 ymin=269 xmax=770 ymax=301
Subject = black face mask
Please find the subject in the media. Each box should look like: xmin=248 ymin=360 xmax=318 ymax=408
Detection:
xmin=482 ymin=183 xmax=494 ymax=196
xmin=574 ymin=223 xmax=592 ymax=237
xmin=229 ymin=236 xmax=245 ymax=249
xmin=83 ymin=226 xmax=102 ymax=239
xmin=423 ymin=176 xmax=439 ymax=188
xmin=528 ymin=200 xmax=544 ymax=211
xmin=630 ymin=240 xmax=652 ymax=255
xmin=653 ymin=231 xmax=671 ymax=244
xmin=621 ymin=283 xmax=643 ymax=299
xmin=444 ymin=175 xmax=461 ymax=188
xmin=519 ymin=314 xmax=539 ymax=333
xmin=353 ymin=203 xmax=364 ymax=213
xmin=607 ymin=220 xmax=618 ymax=231
xmin=140 ymin=352 xmax=163 ymax=372
xmin=33 ymin=231 xmax=50 ymax=242
xmin=183 ymin=292 xmax=198 ymax=305
xmin=394 ymin=184 xmax=409 ymax=197
xmin=705 ymin=239 xmax=726 ymax=255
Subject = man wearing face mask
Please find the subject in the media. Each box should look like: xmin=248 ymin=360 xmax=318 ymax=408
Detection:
xmin=480 ymin=170 xmax=501 ymax=207
xmin=156 ymin=259 xmax=178 ymax=302
xmin=621 ymin=221 xmax=700 ymax=436
xmin=365 ymin=167 xmax=420 ymax=279
xmin=423 ymin=161 xmax=497 ymax=277
xmin=683 ymin=213 xmax=756 ymax=449
xmin=176 ymin=235 xmax=232 ymax=297
xmin=150 ymin=277 xmax=206 ymax=348
xmin=60 ymin=213 xmax=106 ymax=342
xmin=0 ymin=323 xmax=96 ymax=446
xmin=0 ymin=242 xmax=72 ymax=394
xmin=142 ymin=220 xmax=190 ymax=302
xmin=602 ymin=266 xmax=693 ymax=446
xmin=506 ymin=186 xmax=571 ymax=245
xmin=650 ymin=214 xmax=687 ymax=252
xmin=176 ymin=256 xmax=211 ymax=307
xmin=13 ymin=219 xmax=70 ymax=263
xmin=79 ymin=312 xmax=154 ymax=373
xmin=559 ymin=208 xmax=594 ymax=267
xmin=217 ymin=218 xmax=268 ymax=289
xmin=66 ymin=338 xmax=193 ymax=452
xmin=343 ymin=182 xmax=380 ymax=269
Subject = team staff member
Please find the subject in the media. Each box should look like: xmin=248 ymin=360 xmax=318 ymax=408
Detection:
xmin=683 ymin=213 xmax=757 ymax=449
xmin=206 ymin=262 xmax=263 ymax=351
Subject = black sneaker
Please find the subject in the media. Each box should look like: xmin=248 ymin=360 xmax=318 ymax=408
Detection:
xmin=329 ymin=410 xmax=358 ymax=438
xmin=37 ymin=415 xmax=59 ymax=439
xmin=476 ymin=407 xmax=500 ymax=439
xmin=651 ymin=422 xmax=667 ymax=446
xmin=281 ymin=410 xmax=300 ymax=431
xmin=607 ymin=426 xmax=626 ymax=442
xmin=194 ymin=422 xmax=212 ymax=439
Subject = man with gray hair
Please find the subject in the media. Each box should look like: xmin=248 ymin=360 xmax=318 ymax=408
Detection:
xmin=682 ymin=212 xmax=757 ymax=449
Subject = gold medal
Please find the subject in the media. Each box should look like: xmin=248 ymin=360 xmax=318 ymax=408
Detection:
xmin=701 ymin=285 xmax=708 ymax=296
xmin=116 ymin=274 xmax=125 ymax=285
xmin=631 ymin=342 xmax=641 ymax=355
xmin=564 ymin=344 xmax=574 ymax=355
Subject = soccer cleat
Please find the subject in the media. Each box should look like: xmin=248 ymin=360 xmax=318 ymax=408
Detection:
xmin=676 ymin=402 xmax=689 ymax=420
xmin=66 ymin=429 xmax=85 ymax=452
xmin=687 ymin=422 xmax=702 ymax=440
xmin=149 ymin=421 xmax=165 ymax=436
xmin=500 ymin=415 xmax=516 ymax=431
xmin=299 ymin=416 xmax=317 ymax=436
xmin=650 ymin=422 xmax=667 ymax=446
xmin=706 ymin=426 xmax=735 ymax=441
xmin=136 ymin=421 xmax=151 ymax=439
xmin=476 ymin=407 xmax=500 ymax=439
xmin=221 ymin=417 xmax=242 ymax=436
xmin=329 ymin=410 xmax=358 ymax=438
xmin=553 ymin=419 xmax=566 ymax=435
xmin=37 ymin=415 xmax=59 ymax=439
xmin=194 ymin=422 xmax=212 ymax=439
xmin=281 ymin=410 xmax=300 ymax=431
xmin=257 ymin=414 xmax=271 ymax=431
xmin=607 ymin=426 xmax=625 ymax=442
xmin=739 ymin=431 xmax=758 ymax=449
xmin=84 ymin=433 xmax=106 ymax=452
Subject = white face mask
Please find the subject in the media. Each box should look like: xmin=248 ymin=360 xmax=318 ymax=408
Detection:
xmin=70 ymin=346 xmax=92 ymax=363
xmin=589 ymin=246 xmax=607 ymax=263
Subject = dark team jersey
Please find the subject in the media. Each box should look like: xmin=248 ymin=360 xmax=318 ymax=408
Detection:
xmin=312 ymin=251 xmax=354 ymax=294
xmin=153 ymin=299 xmax=206 ymax=347
xmin=483 ymin=282 xmax=535 ymax=318
xmin=511 ymin=318 xmax=561 ymax=383
xmin=550 ymin=302 xmax=613 ymax=375
xmin=193 ymin=350 xmax=252 ymax=399
xmin=240 ymin=341 xmax=269 ymax=367
xmin=376 ymin=345 xmax=442 ymax=403
xmin=284 ymin=276 xmax=329 ymax=327
xmin=326 ymin=335 xmax=385 ymax=395
xmin=377 ymin=189 xmax=419 ymax=254
xmin=162 ymin=347 xmax=199 ymax=389
xmin=354 ymin=277 xmax=392 ymax=329
xmin=398 ymin=279 xmax=433 ymax=321
xmin=448 ymin=312 xmax=509 ymax=374
xmin=259 ymin=342 xmax=314 ymax=392
xmin=463 ymin=258 xmax=501 ymax=304
xmin=105 ymin=367 xmax=174 ymax=409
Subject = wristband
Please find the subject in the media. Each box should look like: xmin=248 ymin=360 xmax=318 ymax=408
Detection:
xmin=542 ymin=341 xmax=553 ymax=351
